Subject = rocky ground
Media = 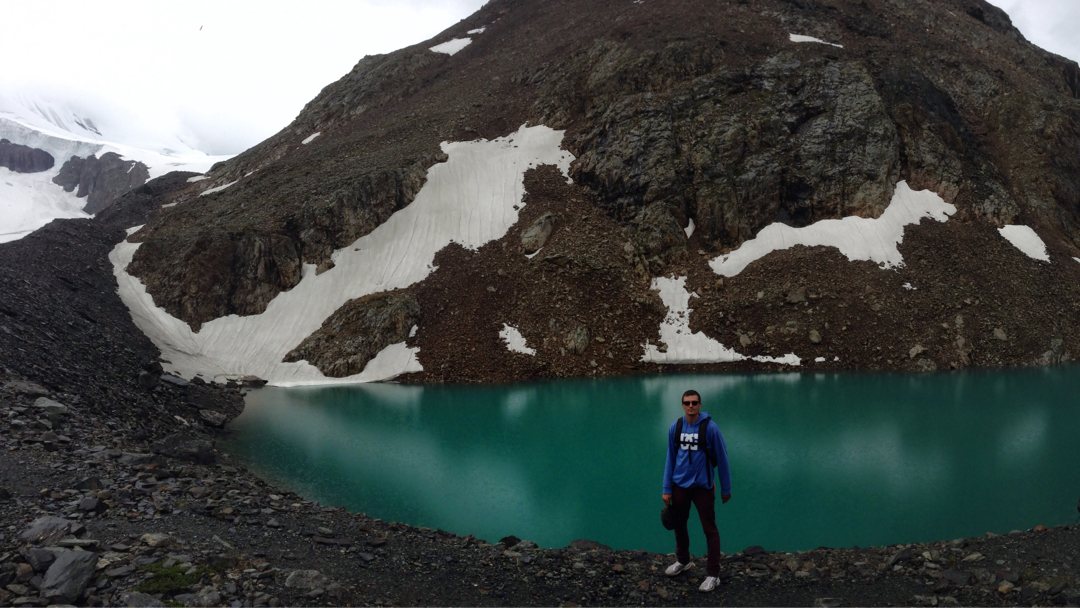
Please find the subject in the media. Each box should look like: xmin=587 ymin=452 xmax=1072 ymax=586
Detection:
xmin=2 ymin=376 xmax=1080 ymax=607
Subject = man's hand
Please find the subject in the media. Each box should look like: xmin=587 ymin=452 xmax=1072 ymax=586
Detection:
xmin=662 ymin=494 xmax=672 ymax=506
xmin=721 ymin=494 xmax=731 ymax=504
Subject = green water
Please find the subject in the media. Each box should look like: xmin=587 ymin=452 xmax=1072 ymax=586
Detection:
xmin=225 ymin=367 xmax=1080 ymax=554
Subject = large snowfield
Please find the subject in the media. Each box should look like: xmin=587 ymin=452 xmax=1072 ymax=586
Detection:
xmin=0 ymin=94 xmax=229 ymax=243
xmin=112 ymin=124 xmax=574 ymax=386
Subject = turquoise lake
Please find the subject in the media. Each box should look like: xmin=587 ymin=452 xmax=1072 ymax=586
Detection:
xmin=224 ymin=367 xmax=1080 ymax=554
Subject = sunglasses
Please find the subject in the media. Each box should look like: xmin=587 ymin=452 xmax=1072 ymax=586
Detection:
xmin=682 ymin=400 xmax=700 ymax=406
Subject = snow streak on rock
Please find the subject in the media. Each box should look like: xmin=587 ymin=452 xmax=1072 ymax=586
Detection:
xmin=112 ymin=124 xmax=574 ymax=386
xmin=499 ymin=324 xmax=536 ymax=356
xmin=302 ymin=132 xmax=321 ymax=145
xmin=641 ymin=276 xmax=800 ymax=366
xmin=710 ymin=181 xmax=955 ymax=277
xmin=998 ymin=225 xmax=1050 ymax=262
xmin=430 ymin=38 xmax=472 ymax=56
xmin=789 ymin=33 xmax=843 ymax=48
xmin=199 ymin=180 xmax=238 ymax=197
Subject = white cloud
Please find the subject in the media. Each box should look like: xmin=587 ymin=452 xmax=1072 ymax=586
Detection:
xmin=985 ymin=0 xmax=1080 ymax=64
xmin=0 ymin=0 xmax=486 ymax=155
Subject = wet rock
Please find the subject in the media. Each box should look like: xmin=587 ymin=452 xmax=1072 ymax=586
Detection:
xmin=40 ymin=550 xmax=97 ymax=603
xmin=522 ymin=212 xmax=556 ymax=254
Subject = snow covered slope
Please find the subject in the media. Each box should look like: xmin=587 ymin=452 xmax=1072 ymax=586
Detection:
xmin=0 ymin=93 xmax=230 ymax=243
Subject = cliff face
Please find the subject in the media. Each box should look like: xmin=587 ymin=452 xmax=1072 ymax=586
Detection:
xmin=53 ymin=152 xmax=150 ymax=214
xmin=121 ymin=0 xmax=1080 ymax=382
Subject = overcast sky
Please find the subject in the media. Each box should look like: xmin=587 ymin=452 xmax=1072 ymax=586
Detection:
xmin=0 ymin=0 xmax=1075 ymax=156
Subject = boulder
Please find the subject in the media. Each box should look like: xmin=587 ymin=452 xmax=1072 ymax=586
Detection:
xmin=19 ymin=516 xmax=75 ymax=546
xmin=4 ymin=380 xmax=50 ymax=397
xmin=25 ymin=549 xmax=57 ymax=572
xmin=140 ymin=533 xmax=173 ymax=548
xmin=32 ymin=397 xmax=68 ymax=415
xmin=41 ymin=550 xmax=98 ymax=603
xmin=191 ymin=586 xmax=222 ymax=607
xmin=285 ymin=569 xmax=330 ymax=590
xmin=521 ymin=212 xmax=556 ymax=254
xmin=199 ymin=409 xmax=228 ymax=428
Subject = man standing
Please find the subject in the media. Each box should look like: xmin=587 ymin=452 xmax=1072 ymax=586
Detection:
xmin=662 ymin=389 xmax=731 ymax=592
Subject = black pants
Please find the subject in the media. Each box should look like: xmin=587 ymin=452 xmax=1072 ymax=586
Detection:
xmin=671 ymin=483 xmax=721 ymax=576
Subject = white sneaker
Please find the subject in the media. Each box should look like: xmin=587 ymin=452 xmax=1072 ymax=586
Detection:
xmin=664 ymin=561 xmax=694 ymax=576
xmin=698 ymin=576 xmax=719 ymax=592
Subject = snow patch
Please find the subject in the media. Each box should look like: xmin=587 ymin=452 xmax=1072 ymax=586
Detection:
xmin=525 ymin=248 xmax=542 ymax=259
xmin=430 ymin=38 xmax=472 ymax=56
xmin=499 ymin=324 xmax=536 ymax=356
xmin=302 ymin=132 xmax=321 ymax=145
xmin=641 ymin=276 xmax=800 ymax=366
xmin=467 ymin=27 xmax=486 ymax=34
xmin=111 ymin=124 xmax=573 ymax=386
xmin=903 ymin=283 xmax=916 ymax=290
xmin=200 ymin=180 xmax=238 ymax=197
xmin=409 ymin=325 xmax=418 ymax=338
xmin=186 ymin=175 xmax=208 ymax=183
xmin=684 ymin=218 xmax=696 ymax=239
xmin=710 ymin=181 xmax=954 ymax=277
xmin=125 ymin=225 xmax=143 ymax=237
xmin=789 ymin=33 xmax=843 ymax=48
xmin=1074 ymin=257 xmax=1080 ymax=264
xmin=815 ymin=357 xmax=826 ymax=363
xmin=998 ymin=225 xmax=1050 ymax=262
xmin=0 ymin=166 xmax=90 ymax=244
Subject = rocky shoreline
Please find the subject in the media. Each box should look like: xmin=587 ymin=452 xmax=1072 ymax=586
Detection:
xmin=2 ymin=373 xmax=1080 ymax=607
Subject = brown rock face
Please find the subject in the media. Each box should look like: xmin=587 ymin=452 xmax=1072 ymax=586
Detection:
xmin=284 ymin=292 xmax=420 ymax=378
xmin=0 ymin=139 xmax=54 ymax=173
xmin=123 ymin=0 xmax=1080 ymax=378
xmin=52 ymin=152 xmax=150 ymax=214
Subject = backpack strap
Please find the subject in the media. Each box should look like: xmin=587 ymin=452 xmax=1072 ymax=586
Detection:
xmin=700 ymin=417 xmax=718 ymax=469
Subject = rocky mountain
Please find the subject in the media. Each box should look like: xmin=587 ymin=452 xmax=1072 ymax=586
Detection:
xmin=120 ymin=0 xmax=1080 ymax=385
xmin=0 ymin=94 xmax=228 ymax=242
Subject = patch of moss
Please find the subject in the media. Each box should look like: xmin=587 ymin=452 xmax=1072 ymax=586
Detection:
xmin=132 ymin=562 xmax=206 ymax=595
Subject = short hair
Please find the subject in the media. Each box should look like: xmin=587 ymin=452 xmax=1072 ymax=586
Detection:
xmin=682 ymin=390 xmax=701 ymax=401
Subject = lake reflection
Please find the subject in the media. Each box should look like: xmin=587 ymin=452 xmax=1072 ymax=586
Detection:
xmin=225 ymin=367 xmax=1080 ymax=553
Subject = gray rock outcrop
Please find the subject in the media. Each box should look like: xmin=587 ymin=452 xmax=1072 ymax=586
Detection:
xmin=41 ymin=550 xmax=98 ymax=603
xmin=0 ymin=138 xmax=54 ymax=173
xmin=284 ymin=291 xmax=420 ymax=377
xmin=522 ymin=212 xmax=555 ymax=253
xmin=53 ymin=152 xmax=150 ymax=214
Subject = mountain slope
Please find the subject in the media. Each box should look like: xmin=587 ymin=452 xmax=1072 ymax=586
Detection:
xmin=120 ymin=0 xmax=1080 ymax=384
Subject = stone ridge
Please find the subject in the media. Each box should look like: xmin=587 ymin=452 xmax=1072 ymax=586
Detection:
xmin=125 ymin=0 xmax=1080 ymax=378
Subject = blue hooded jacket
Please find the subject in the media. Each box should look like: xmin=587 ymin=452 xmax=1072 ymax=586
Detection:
xmin=662 ymin=412 xmax=731 ymax=495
